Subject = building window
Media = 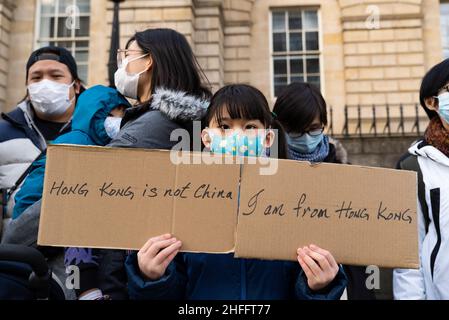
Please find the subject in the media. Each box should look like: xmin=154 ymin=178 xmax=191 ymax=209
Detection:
xmin=271 ymin=9 xmax=321 ymax=97
xmin=441 ymin=1 xmax=449 ymax=59
xmin=36 ymin=0 xmax=90 ymax=83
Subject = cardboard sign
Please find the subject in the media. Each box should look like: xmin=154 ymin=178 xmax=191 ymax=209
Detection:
xmin=38 ymin=145 xmax=419 ymax=269
xmin=38 ymin=145 xmax=240 ymax=253
xmin=235 ymin=160 xmax=419 ymax=268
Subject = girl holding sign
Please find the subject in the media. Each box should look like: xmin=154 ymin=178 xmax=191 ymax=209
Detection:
xmin=125 ymin=84 xmax=348 ymax=300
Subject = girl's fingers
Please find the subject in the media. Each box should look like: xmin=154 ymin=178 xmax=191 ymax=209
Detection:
xmin=298 ymin=248 xmax=321 ymax=278
xmin=303 ymin=247 xmax=331 ymax=271
xmin=297 ymin=255 xmax=316 ymax=281
xmin=148 ymin=237 xmax=179 ymax=257
xmin=140 ymin=238 xmax=155 ymax=254
xmin=161 ymin=249 xmax=180 ymax=270
xmin=140 ymin=234 xmax=171 ymax=254
xmin=154 ymin=241 xmax=182 ymax=265
xmin=309 ymin=244 xmax=339 ymax=270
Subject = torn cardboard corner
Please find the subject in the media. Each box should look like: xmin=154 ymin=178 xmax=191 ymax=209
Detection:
xmin=38 ymin=145 xmax=419 ymax=269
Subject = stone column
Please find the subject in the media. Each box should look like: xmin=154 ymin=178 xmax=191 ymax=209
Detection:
xmin=194 ymin=0 xmax=224 ymax=91
xmin=222 ymin=0 xmax=254 ymax=86
xmin=0 ymin=0 xmax=16 ymax=112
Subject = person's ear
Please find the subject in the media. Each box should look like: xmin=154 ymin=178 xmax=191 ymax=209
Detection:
xmin=74 ymin=80 xmax=81 ymax=95
xmin=263 ymin=129 xmax=275 ymax=148
xmin=425 ymin=97 xmax=439 ymax=112
xmin=201 ymin=128 xmax=212 ymax=149
xmin=145 ymin=55 xmax=153 ymax=71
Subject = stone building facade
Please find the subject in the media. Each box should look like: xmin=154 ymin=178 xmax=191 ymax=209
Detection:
xmin=0 ymin=0 xmax=447 ymax=137
xmin=2 ymin=0 xmax=445 ymax=300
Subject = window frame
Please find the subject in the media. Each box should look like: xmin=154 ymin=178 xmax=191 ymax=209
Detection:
xmin=440 ymin=0 xmax=449 ymax=59
xmin=269 ymin=7 xmax=324 ymax=99
xmin=34 ymin=0 xmax=91 ymax=82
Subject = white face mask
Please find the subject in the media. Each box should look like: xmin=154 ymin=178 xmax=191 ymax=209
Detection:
xmin=28 ymin=79 xmax=75 ymax=116
xmin=104 ymin=116 xmax=122 ymax=139
xmin=114 ymin=53 xmax=149 ymax=100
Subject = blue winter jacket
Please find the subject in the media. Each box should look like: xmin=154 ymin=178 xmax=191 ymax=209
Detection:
xmin=12 ymin=85 xmax=131 ymax=219
xmin=126 ymin=252 xmax=348 ymax=300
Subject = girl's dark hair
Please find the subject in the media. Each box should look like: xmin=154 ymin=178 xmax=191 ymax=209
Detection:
xmin=203 ymin=84 xmax=288 ymax=159
xmin=273 ymin=82 xmax=327 ymax=134
xmin=419 ymin=58 xmax=449 ymax=120
xmin=127 ymin=28 xmax=211 ymax=102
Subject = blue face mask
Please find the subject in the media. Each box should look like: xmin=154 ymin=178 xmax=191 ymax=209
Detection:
xmin=104 ymin=116 xmax=122 ymax=139
xmin=437 ymin=92 xmax=449 ymax=125
xmin=209 ymin=130 xmax=265 ymax=157
xmin=287 ymin=132 xmax=324 ymax=154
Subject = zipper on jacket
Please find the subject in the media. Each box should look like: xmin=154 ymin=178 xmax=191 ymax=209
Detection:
xmin=23 ymin=101 xmax=72 ymax=151
xmin=22 ymin=103 xmax=47 ymax=151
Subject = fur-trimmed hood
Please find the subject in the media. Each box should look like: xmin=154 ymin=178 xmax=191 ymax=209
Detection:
xmin=149 ymin=88 xmax=210 ymax=122
xmin=110 ymin=88 xmax=210 ymax=150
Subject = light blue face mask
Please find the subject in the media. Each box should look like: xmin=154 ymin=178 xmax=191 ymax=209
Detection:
xmin=209 ymin=130 xmax=265 ymax=157
xmin=437 ymin=92 xmax=449 ymax=125
xmin=287 ymin=132 xmax=324 ymax=154
xmin=104 ymin=116 xmax=122 ymax=139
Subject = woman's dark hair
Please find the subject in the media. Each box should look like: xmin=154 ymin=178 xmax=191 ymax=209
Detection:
xmin=419 ymin=58 xmax=449 ymax=120
xmin=127 ymin=28 xmax=211 ymax=102
xmin=273 ymin=82 xmax=327 ymax=134
xmin=203 ymin=84 xmax=288 ymax=159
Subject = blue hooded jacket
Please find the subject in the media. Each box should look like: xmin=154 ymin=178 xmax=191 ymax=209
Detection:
xmin=12 ymin=85 xmax=131 ymax=219
xmin=126 ymin=252 xmax=348 ymax=300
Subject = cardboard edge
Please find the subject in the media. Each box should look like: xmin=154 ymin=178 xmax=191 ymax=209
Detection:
xmin=37 ymin=145 xmax=55 ymax=246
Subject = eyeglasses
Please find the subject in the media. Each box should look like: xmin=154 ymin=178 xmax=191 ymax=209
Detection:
xmin=116 ymin=49 xmax=146 ymax=68
xmin=289 ymin=127 xmax=324 ymax=138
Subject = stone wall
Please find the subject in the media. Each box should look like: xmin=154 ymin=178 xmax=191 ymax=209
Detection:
xmin=222 ymin=0 xmax=254 ymax=87
xmin=1 ymin=0 xmax=446 ymax=120
xmin=339 ymin=0 xmax=441 ymax=134
xmin=339 ymin=135 xmax=421 ymax=168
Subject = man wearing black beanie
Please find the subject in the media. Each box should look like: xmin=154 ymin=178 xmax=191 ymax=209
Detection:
xmin=0 ymin=46 xmax=84 ymax=227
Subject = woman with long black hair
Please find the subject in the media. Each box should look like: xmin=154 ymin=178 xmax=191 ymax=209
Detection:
xmin=111 ymin=28 xmax=212 ymax=149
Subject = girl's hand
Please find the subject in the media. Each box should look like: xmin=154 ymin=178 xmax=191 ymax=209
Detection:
xmin=137 ymin=234 xmax=182 ymax=281
xmin=297 ymin=244 xmax=339 ymax=291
